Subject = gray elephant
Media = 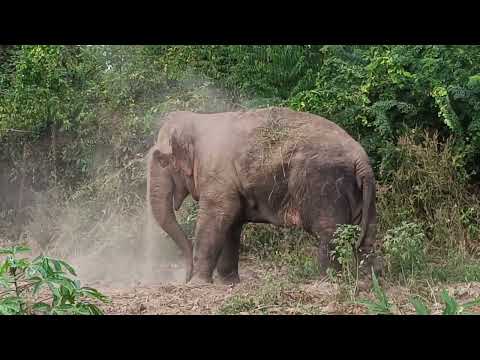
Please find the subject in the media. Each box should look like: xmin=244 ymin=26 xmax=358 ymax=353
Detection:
xmin=147 ymin=107 xmax=380 ymax=284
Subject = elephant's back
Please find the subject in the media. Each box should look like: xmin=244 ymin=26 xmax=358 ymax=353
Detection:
xmin=160 ymin=107 xmax=367 ymax=168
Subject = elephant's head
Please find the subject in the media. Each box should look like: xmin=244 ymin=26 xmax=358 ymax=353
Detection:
xmin=147 ymin=130 xmax=196 ymax=282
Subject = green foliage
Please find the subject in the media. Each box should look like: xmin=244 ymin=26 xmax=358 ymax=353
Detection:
xmin=286 ymin=46 xmax=480 ymax=179
xmin=357 ymin=269 xmax=393 ymax=315
xmin=438 ymin=290 xmax=480 ymax=315
xmin=240 ymin=223 xmax=323 ymax=283
xmin=218 ymin=277 xmax=295 ymax=315
xmin=219 ymin=296 xmax=256 ymax=315
xmin=286 ymin=254 xmax=323 ymax=283
xmin=358 ymin=269 xmax=480 ymax=315
xmin=376 ymin=131 xmax=480 ymax=255
xmin=427 ymin=254 xmax=480 ymax=283
xmin=410 ymin=296 xmax=431 ymax=315
xmin=0 ymin=45 xmax=103 ymax=137
xmin=4 ymin=45 xmax=480 ymax=187
xmin=0 ymin=245 xmax=108 ymax=315
xmin=330 ymin=225 xmax=361 ymax=286
xmin=383 ymin=222 xmax=426 ymax=278
xmin=3 ymin=44 xmax=480 ymax=295
xmin=162 ymin=45 xmax=322 ymax=102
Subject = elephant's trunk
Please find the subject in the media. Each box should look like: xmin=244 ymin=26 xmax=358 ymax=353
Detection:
xmin=147 ymin=150 xmax=193 ymax=283
xmin=354 ymin=157 xmax=377 ymax=253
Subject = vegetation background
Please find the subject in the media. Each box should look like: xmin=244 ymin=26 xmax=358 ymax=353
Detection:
xmin=1 ymin=45 xmax=480 ymax=314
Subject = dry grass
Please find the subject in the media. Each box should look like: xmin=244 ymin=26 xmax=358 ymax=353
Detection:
xmin=94 ymin=257 xmax=480 ymax=315
xmin=377 ymin=131 xmax=480 ymax=255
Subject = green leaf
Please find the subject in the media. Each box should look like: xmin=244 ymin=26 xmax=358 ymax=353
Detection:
xmin=441 ymin=290 xmax=460 ymax=315
xmin=356 ymin=299 xmax=392 ymax=315
xmin=32 ymin=280 xmax=44 ymax=296
xmin=371 ymin=269 xmax=391 ymax=309
xmin=410 ymin=297 xmax=431 ymax=315
xmin=0 ymin=279 xmax=11 ymax=289
xmin=13 ymin=258 xmax=30 ymax=271
xmin=0 ymin=248 xmax=14 ymax=255
xmin=0 ymin=297 xmax=24 ymax=315
xmin=12 ymin=246 xmax=31 ymax=254
xmin=0 ymin=260 xmax=10 ymax=275
xmin=80 ymin=287 xmax=109 ymax=303
xmin=57 ymin=260 xmax=77 ymax=276
xmin=0 ymin=246 xmax=31 ymax=256
xmin=53 ymin=260 xmax=62 ymax=272
xmin=32 ymin=302 xmax=51 ymax=314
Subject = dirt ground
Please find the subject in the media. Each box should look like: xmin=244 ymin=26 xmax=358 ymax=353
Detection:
xmin=88 ymin=257 xmax=480 ymax=315
xmin=2 ymin=236 xmax=479 ymax=315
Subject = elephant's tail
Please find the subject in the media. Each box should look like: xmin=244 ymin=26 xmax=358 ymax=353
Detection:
xmin=354 ymin=157 xmax=377 ymax=252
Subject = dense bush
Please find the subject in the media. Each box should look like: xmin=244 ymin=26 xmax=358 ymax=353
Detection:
xmin=3 ymin=45 xmax=480 ymax=182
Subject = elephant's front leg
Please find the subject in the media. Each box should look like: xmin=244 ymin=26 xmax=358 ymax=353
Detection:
xmin=190 ymin=195 xmax=242 ymax=284
xmin=216 ymin=223 xmax=243 ymax=285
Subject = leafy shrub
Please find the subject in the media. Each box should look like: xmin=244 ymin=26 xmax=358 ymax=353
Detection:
xmin=330 ymin=225 xmax=361 ymax=285
xmin=383 ymin=222 xmax=426 ymax=278
xmin=0 ymin=245 xmax=108 ymax=315
xmin=377 ymin=131 xmax=480 ymax=255
xmin=287 ymin=45 xmax=480 ymax=180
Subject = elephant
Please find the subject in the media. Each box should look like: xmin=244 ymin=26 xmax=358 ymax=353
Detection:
xmin=147 ymin=107 xmax=381 ymax=285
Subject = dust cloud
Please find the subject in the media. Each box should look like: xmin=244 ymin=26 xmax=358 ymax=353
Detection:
xmin=21 ymin=186 xmax=187 ymax=288
xmin=2 ymin=73 xmax=245 ymax=289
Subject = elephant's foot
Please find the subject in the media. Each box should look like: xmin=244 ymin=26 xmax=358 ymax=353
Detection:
xmin=317 ymin=248 xmax=336 ymax=277
xmin=358 ymin=251 xmax=385 ymax=278
xmin=217 ymin=271 xmax=240 ymax=285
xmin=188 ymin=272 xmax=214 ymax=285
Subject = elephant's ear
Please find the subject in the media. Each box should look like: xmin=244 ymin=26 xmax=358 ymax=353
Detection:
xmin=170 ymin=132 xmax=194 ymax=177
xmin=153 ymin=149 xmax=173 ymax=168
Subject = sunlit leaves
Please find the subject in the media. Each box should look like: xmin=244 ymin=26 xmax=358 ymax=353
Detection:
xmin=0 ymin=246 xmax=108 ymax=315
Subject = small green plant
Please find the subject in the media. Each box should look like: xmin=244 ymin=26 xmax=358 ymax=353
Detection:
xmin=383 ymin=221 xmax=426 ymax=279
xmin=331 ymin=225 xmax=361 ymax=286
xmin=460 ymin=206 xmax=480 ymax=240
xmin=0 ymin=245 xmax=109 ymax=315
xmin=359 ymin=269 xmax=480 ymax=315
xmin=218 ymin=277 xmax=291 ymax=315
xmin=410 ymin=296 xmax=431 ymax=315
xmin=219 ymin=296 xmax=257 ymax=315
xmin=438 ymin=290 xmax=480 ymax=315
xmin=410 ymin=290 xmax=480 ymax=315
xmin=286 ymin=254 xmax=323 ymax=283
xmin=357 ymin=269 xmax=393 ymax=315
xmin=428 ymin=255 xmax=480 ymax=283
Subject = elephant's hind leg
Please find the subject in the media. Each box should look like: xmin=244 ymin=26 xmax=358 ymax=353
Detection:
xmin=307 ymin=202 xmax=350 ymax=275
